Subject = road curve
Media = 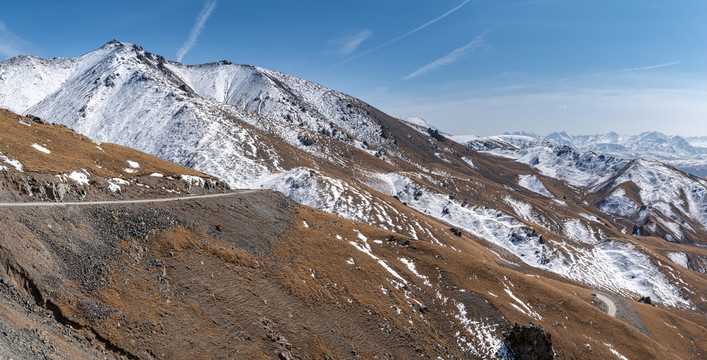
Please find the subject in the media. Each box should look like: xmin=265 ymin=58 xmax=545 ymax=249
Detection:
xmin=0 ymin=190 xmax=260 ymax=208
xmin=594 ymin=293 xmax=617 ymax=317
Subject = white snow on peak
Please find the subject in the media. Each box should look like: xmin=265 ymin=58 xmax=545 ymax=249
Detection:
xmin=401 ymin=116 xmax=436 ymax=129
xmin=0 ymin=41 xmax=129 ymax=114
xmin=164 ymin=60 xmax=396 ymax=152
xmin=610 ymin=160 xmax=707 ymax=231
xmin=544 ymin=131 xmax=707 ymax=177
xmin=461 ymin=135 xmax=707 ymax=241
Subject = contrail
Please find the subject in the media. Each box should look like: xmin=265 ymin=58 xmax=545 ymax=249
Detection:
xmin=404 ymin=31 xmax=487 ymax=80
xmin=334 ymin=0 xmax=471 ymax=67
xmin=177 ymin=0 xmax=217 ymax=62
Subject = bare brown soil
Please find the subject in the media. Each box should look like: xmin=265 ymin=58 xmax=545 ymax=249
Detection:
xmin=0 ymin=191 xmax=704 ymax=359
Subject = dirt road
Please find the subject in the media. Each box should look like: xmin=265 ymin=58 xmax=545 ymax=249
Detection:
xmin=594 ymin=293 xmax=617 ymax=317
xmin=0 ymin=190 xmax=258 ymax=208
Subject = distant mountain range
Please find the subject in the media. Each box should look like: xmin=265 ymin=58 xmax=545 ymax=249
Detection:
xmin=0 ymin=40 xmax=705 ymax=359
xmin=503 ymin=131 xmax=707 ymax=177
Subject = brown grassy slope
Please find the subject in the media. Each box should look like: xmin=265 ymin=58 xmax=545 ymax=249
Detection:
xmin=282 ymin=206 xmax=706 ymax=360
xmin=0 ymin=108 xmax=208 ymax=178
xmin=0 ymin=104 xmax=704 ymax=358
xmin=0 ymin=186 xmax=703 ymax=358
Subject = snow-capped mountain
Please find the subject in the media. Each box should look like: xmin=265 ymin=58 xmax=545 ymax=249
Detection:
xmin=540 ymin=131 xmax=707 ymax=177
xmin=456 ymin=134 xmax=707 ymax=243
xmin=686 ymin=135 xmax=707 ymax=148
xmin=0 ymin=40 xmax=705 ymax=321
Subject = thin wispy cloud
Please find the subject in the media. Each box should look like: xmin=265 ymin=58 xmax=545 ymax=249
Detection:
xmin=498 ymin=61 xmax=683 ymax=91
xmin=0 ymin=21 xmax=34 ymax=60
xmin=328 ymin=30 xmax=373 ymax=56
xmin=335 ymin=0 xmax=471 ymax=66
xmin=617 ymin=61 xmax=682 ymax=73
xmin=404 ymin=31 xmax=488 ymax=80
xmin=177 ymin=0 xmax=217 ymax=62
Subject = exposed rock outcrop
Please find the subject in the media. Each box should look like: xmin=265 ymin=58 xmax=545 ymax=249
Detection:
xmin=501 ymin=323 xmax=554 ymax=360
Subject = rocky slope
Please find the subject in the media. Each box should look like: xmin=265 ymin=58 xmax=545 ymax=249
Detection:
xmin=0 ymin=41 xmax=705 ymax=358
xmin=5 ymin=186 xmax=704 ymax=359
xmin=0 ymin=165 xmax=704 ymax=358
xmin=542 ymin=131 xmax=707 ymax=177
xmin=455 ymin=134 xmax=707 ymax=245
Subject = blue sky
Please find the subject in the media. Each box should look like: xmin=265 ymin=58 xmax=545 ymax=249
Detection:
xmin=1 ymin=0 xmax=706 ymax=136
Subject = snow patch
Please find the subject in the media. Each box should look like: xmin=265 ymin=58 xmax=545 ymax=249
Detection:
xmin=372 ymin=173 xmax=690 ymax=307
xmin=666 ymin=252 xmax=689 ymax=269
xmin=563 ymin=219 xmax=599 ymax=244
xmin=518 ymin=175 xmax=554 ymax=198
xmin=0 ymin=153 xmax=23 ymax=171
xmin=603 ymin=343 xmax=629 ymax=360
xmin=595 ymin=188 xmax=640 ymax=218
xmin=503 ymin=282 xmax=542 ymax=320
xmin=348 ymin=229 xmax=407 ymax=283
xmin=68 ymin=171 xmax=89 ymax=186
xmin=107 ymin=177 xmax=129 ymax=192
xmin=453 ymin=300 xmax=504 ymax=358
xmin=462 ymin=157 xmax=476 ymax=169
xmin=504 ymin=196 xmax=543 ymax=227
xmin=399 ymin=258 xmax=432 ymax=287
xmin=181 ymin=174 xmax=205 ymax=186
xmin=31 ymin=143 xmax=51 ymax=154
xmin=579 ymin=213 xmax=601 ymax=223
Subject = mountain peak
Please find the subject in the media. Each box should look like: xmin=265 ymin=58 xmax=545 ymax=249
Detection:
xmin=97 ymin=39 xmax=146 ymax=56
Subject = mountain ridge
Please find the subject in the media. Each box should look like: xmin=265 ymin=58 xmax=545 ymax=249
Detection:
xmin=501 ymin=130 xmax=707 ymax=177
xmin=0 ymin=40 xmax=705 ymax=358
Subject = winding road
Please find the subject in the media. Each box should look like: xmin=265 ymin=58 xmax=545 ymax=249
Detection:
xmin=0 ymin=191 xmax=257 ymax=208
xmin=594 ymin=293 xmax=617 ymax=317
